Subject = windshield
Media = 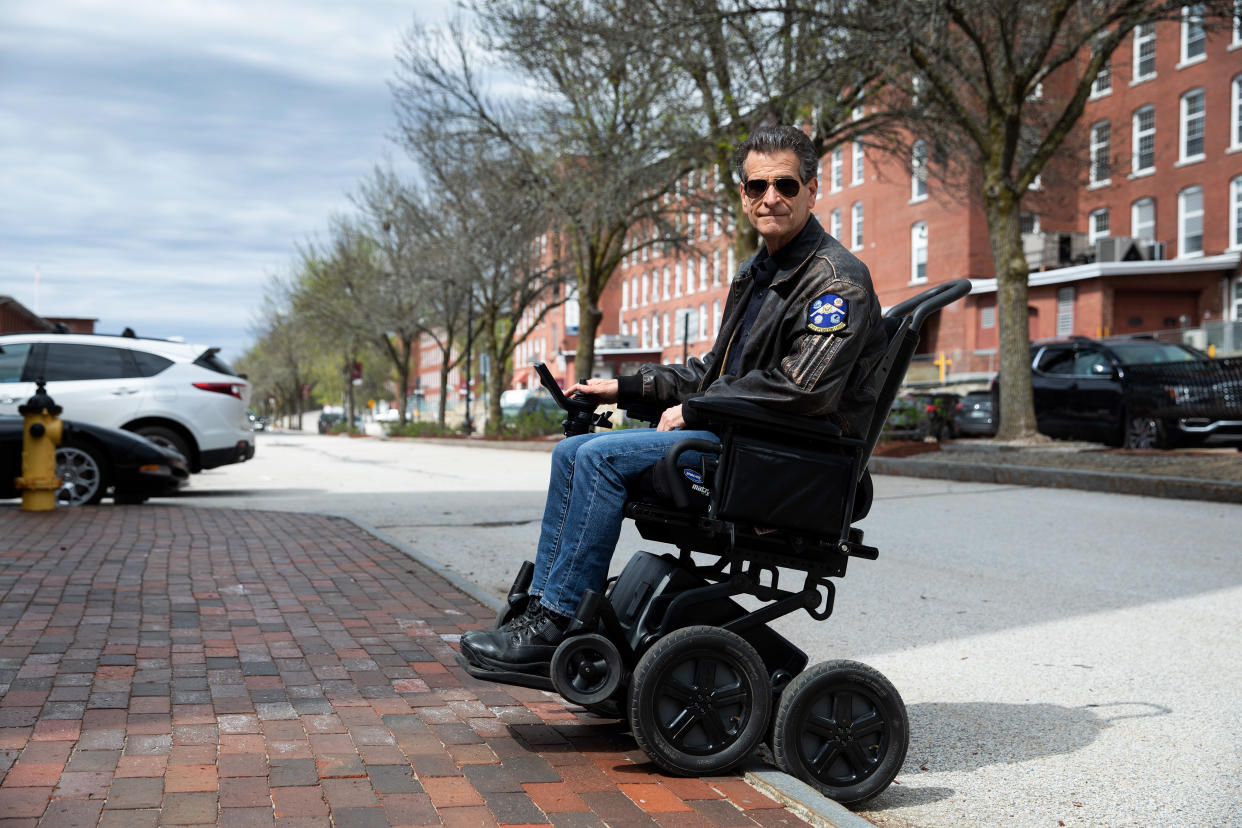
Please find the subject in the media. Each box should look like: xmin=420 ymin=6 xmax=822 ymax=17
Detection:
xmin=1108 ymin=341 xmax=1201 ymax=365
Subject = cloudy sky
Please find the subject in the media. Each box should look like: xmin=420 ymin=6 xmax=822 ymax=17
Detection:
xmin=0 ymin=0 xmax=454 ymax=361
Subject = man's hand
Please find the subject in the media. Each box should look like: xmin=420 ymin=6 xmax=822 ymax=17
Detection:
xmin=657 ymin=404 xmax=684 ymax=431
xmin=565 ymin=377 xmax=618 ymax=403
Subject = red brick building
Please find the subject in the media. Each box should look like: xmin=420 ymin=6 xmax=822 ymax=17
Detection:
xmin=493 ymin=13 xmax=1242 ymax=400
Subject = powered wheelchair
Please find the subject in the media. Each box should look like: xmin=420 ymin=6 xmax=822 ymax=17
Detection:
xmin=460 ymin=280 xmax=971 ymax=804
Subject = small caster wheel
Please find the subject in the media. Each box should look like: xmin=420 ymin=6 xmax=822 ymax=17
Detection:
xmin=551 ymin=633 xmax=624 ymax=706
xmin=771 ymin=660 xmax=909 ymax=804
xmin=627 ymin=625 xmax=771 ymax=776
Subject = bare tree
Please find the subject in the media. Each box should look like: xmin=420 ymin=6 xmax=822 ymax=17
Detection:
xmin=354 ymin=167 xmax=435 ymax=426
xmin=392 ymin=12 xmax=709 ymax=379
xmin=802 ymin=0 xmax=1238 ymax=440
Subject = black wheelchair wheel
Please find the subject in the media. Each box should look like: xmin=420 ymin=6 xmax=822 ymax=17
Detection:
xmin=628 ymin=625 xmax=771 ymax=776
xmin=551 ymin=633 xmax=624 ymax=707
xmin=771 ymin=660 xmax=908 ymax=805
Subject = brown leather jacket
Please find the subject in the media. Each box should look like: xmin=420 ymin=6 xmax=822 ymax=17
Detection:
xmin=616 ymin=216 xmax=887 ymax=438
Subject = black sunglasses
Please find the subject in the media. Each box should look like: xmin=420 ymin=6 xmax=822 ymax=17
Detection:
xmin=743 ymin=176 xmax=802 ymax=199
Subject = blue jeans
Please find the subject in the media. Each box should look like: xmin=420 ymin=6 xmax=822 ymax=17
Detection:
xmin=530 ymin=427 xmax=720 ymax=617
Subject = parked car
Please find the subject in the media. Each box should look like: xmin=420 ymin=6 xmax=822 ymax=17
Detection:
xmin=0 ymin=333 xmax=253 ymax=472
xmin=247 ymin=409 xmax=269 ymax=431
xmin=954 ymin=391 xmax=997 ymax=437
xmin=993 ymin=336 xmax=1242 ymax=449
xmin=0 ymin=414 xmax=189 ymax=505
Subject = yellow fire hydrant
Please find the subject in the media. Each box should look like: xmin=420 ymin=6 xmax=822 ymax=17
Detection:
xmin=15 ymin=380 xmax=63 ymax=511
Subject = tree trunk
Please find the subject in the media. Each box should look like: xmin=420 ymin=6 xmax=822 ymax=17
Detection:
xmin=984 ymin=188 xmax=1040 ymax=441
xmin=573 ymin=287 xmax=603 ymax=380
xmin=397 ymin=335 xmax=413 ymax=426
xmin=437 ymin=353 xmax=450 ymax=428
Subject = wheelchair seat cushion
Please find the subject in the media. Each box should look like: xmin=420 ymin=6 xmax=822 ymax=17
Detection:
xmin=631 ymin=456 xmax=712 ymax=514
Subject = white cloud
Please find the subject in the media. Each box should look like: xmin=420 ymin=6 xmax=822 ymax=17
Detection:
xmin=0 ymin=0 xmax=459 ymax=361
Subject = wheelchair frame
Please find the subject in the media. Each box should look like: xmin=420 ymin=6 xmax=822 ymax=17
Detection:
xmin=460 ymin=280 xmax=972 ymax=803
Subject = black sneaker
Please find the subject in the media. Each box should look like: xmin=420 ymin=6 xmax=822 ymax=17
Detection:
xmin=459 ymin=604 xmax=568 ymax=675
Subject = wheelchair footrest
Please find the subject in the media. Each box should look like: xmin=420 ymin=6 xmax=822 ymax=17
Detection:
xmin=455 ymin=651 xmax=554 ymax=693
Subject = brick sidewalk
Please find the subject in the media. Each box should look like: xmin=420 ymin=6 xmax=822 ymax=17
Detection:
xmin=0 ymin=507 xmax=813 ymax=827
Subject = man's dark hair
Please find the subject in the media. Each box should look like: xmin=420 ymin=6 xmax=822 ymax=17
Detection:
xmin=734 ymin=125 xmax=819 ymax=184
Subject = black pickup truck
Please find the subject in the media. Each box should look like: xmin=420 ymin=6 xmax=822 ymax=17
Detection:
xmin=993 ymin=337 xmax=1242 ymax=449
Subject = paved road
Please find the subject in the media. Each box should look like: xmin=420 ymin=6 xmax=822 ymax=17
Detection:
xmin=171 ymin=431 xmax=1242 ymax=827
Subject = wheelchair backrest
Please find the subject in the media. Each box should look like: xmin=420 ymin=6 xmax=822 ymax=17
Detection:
xmin=859 ymin=280 xmax=973 ymax=471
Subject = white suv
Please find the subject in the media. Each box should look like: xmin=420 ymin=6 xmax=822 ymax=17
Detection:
xmin=0 ymin=332 xmax=254 ymax=472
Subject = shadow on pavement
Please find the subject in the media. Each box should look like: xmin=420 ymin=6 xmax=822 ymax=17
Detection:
xmin=904 ymin=700 xmax=1171 ymax=774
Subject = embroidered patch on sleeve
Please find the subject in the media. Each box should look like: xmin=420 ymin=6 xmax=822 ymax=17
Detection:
xmin=808 ymin=293 xmax=848 ymax=333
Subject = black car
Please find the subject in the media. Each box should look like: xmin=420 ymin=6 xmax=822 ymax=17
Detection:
xmin=954 ymin=391 xmax=997 ymax=437
xmin=0 ymin=415 xmax=189 ymax=506
xmin=994 ymin=337 xmax=1242 ymax=449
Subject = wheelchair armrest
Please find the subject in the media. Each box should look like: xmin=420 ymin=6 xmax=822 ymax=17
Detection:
xmin=683 ymin=396 xmax=843 ymax=441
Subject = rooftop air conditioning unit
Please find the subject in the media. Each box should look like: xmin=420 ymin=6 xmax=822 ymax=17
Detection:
xmin=1144 ymin=241 xmax=1166 ymax=260
xmin=1094 ymin=236 xmax=1142 ymax=262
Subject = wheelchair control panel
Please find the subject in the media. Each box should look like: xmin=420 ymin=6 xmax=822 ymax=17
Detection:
xmin=532 ymin=361 xmax=615 ymax=436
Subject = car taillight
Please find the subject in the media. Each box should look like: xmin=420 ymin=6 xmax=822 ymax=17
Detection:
xmin=193 ymin=382 xmax=244 ymax=399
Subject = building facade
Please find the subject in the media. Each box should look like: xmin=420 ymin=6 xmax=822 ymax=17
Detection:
xmin=497 ymin=12 xmax=1242 ymax=398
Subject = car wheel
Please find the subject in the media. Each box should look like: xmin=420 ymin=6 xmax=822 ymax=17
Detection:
xmin=55 ymin=443 xmax=109 ymax=506
xmin=133 ymin=425 xmax=191 ymax=460
xmin=1124 ymin=413 xmax=1166 ymax=450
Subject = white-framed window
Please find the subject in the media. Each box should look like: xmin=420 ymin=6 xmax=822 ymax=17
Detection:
xmin=851 ymin=202 xmax=864 ymax=250
xmin=852 ymin=141 xmax=864 ymax=185
xmin=699 ymin=212 xmax=708 ymax=240
xmin=1182 ymin=5 xmax=1207 ymax=64
xmin=1231 ymin=176 xmax=1242 ymax=249
xmin=830 ymin=208 xmax=842 ymax=240
xmin=712 ymin=249 xmax=722 ymax=285
xmin=1091 ymin=56 xmax=1112 ymax=98
xmin=1181 ymin=88 xmax=1206 ymax=162
xmin=713 ymin=300 xmax=722 ymax=338
xmin=674 ymin=262 xmax=682 ymax=297
xmin=699 ymin=257 xmax=708 ymax=291
xmin=1178 ymin=185 xmax=1204 ymax=257
xmin=1235 ymin=1 xmax=1242 ymax=46
xmin=1056 ymin=286 xmax=1075 ymax=337
xmin=1132 ymin=197 xmax=1156 ymax=242
xmin=641 ymin=272 xmax=649 ymax=305
xmin=727 ymin=246 xmax=735 ymax=281
xmin=1133 ymin=106 xmax=1156 ymax=174
xmin=1089 ymin=208 xmax=1111 ymax=244
xmin=698 ymin=303 xmax=708 ymax=341
xmin=1134 ymin=24 xmax=1157 ymax=81
xmin=685 ymin=257 xmax=695 ymax=295
xmin=910 ymin=222 xmax=928 ymax=283
xmin=640 ymin=317 xmax=649 ymax=348
xmin=1234 ymin=278 xmax=1242 ymax=321
xmin=662 ymin=312 xmax=670 ymax=347
xmin=1231 ymin=74 xmax=1242 ymax=150
xmin=830 ymin=148 xmax=843 ymax=192
xmin=673 ymin=308 xmax=692 ymax=343
xmin=981 ymin=305 xmax=995 ymax=329
xmin=911 ymin=139 xmax=928 ymax=200
xmin=663 ymin=266 xmax=671 ymax=300
xmin=1089 ymin=121 xmax=1111 ymax=185
xmin=621 ymin=280 xmax=629 ymax=310
xmin=1021 ymin=212 xmax=1041 ymax=234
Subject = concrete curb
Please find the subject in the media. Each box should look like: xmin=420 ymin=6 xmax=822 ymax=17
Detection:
xmin=869 ymin=456 xmax=1242 ymax=504
xmin=341 ymin=515 xmax=871 ymax=828
xmin=744 ymin=767 xmax=876 ymax=828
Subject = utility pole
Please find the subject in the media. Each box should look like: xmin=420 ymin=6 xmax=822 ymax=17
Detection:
xmin=463 ymin=301 xmax=474 ymax=435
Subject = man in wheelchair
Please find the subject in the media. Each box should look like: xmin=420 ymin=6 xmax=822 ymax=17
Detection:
xmin=460 ymin=124 xmax=888 ymax=676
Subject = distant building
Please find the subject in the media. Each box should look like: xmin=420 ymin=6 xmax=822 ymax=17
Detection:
xmin=1 ymin=296 xmax=97 ymax=335
xmin=504 ymin=13 xmax=1242 ymax=391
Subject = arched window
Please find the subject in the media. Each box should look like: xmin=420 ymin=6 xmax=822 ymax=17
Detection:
xmin=910 ymin=222 xmax=928 ymax=283
xmin=911 ymin=140 xmax=928 ymax=200
xmin=1178 ymin=186 xmax=1204 ymax=257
